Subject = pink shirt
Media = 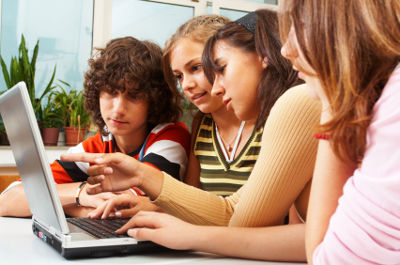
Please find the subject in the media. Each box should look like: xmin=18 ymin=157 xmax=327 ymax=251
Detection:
xmin=314 ymin=64 xmax=400 ymax=264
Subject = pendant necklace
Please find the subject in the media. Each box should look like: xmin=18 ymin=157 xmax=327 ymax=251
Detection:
xmin=216 ymin=121 xmax=246 ymax=163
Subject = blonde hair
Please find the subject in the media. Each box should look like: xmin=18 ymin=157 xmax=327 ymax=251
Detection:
xmin=162 ymin=15 xmax=230 ymax=93
xmin=280 ymin=0 xmax=400 ymax=163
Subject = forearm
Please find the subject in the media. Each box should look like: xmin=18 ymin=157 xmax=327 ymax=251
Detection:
xmin=56 ymin=183 xmax=96 ymax=217
xmin=0 ymin=184 xmax=31 ymax=217
xmin=63 ymin=204 xmax=94 ymax=217
xmin=56 ymin=182 xmax=82 ymax=206
xmin=137 ymin=163 xmax=165 ymax=200
xmin=305 ymin=110 xmax=357 ymax=263
xmin=191 ymin=224 xmax=306 ymax=261
xmin=153 ymin=173 xmax=234 ymax=226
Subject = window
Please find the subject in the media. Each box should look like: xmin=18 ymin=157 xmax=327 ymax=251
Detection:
xmin=111 ymin=0 xmax=194 ymax=46
xmin=0 ymin=0 xmax=93 ymax=95
xmin=0 ymin=0 xmax=278 ymax=96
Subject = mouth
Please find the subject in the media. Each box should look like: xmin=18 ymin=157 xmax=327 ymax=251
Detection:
xmin=191 ymin=91 xmax=207 ymax=101
xmin=223 ymin=98 xmax=232 ymax=110
xmin=109 ymin=118 xmax=128 ymax=126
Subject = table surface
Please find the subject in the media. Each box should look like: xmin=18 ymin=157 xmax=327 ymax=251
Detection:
xmin=0 ymin=217 xmax=306 ymax=265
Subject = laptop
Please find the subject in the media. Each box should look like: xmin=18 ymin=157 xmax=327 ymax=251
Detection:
xmin=0 ymin=82 xmax=162 ymax=259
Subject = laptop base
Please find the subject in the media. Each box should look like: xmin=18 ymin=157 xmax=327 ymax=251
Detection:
xmin=33 ymin=221 xmax=168 ymax=259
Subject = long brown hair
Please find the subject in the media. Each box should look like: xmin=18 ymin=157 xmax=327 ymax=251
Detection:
xmin=203 ymin=9 xmax=301 ymax=130
xmin=84 ymin=37 xmax=182 ymax=135
xmin=162 ymin=15 xmax=230 ymax=96
xmin=279 ymin=0 xmax=400 ymax=163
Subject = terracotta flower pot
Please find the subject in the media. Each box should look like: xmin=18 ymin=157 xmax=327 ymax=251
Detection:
xmin=64 ymin=127 xmax=86 ymax=146
xmin=41 ymin=127 xmax=60 ymax=146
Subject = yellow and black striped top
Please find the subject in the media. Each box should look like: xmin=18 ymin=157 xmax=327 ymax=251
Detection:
xmin=193 ymin=114 xmax=263 ymax=196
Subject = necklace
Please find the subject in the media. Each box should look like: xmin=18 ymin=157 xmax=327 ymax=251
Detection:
xmin=215 ymin=121 xmax=246 ymax=162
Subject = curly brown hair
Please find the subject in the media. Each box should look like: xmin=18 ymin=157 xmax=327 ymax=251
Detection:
xmin=84 ymin=36 xmax=182 ymax=135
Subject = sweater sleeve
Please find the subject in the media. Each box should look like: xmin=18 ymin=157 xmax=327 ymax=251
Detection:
xmin=229 ymin=84 xmax=321 ymax=226
xmin=153 ymin=84 xmax=321 ymax=226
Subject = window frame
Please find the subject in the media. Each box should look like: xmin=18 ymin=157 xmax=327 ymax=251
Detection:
xmin=211 ymin=0 xmax=278 ymax=14
xmin=0 ymin=0 xmax=279 ymax=53
xmin=92 ymin=0 xmax=208 ymax=52
xmin=92 ymin=0 xmax=278 ymax=52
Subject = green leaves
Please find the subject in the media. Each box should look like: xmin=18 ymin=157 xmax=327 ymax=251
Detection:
xmin=0 ymin=56 xmax=10 ymax=88
xmin=0 ymin=34 xmax=57 ymax=118
xmin=52 ymin=82 xmax=90 ymax=129
xmin=40 ymin=92 xmax=64 ymax=128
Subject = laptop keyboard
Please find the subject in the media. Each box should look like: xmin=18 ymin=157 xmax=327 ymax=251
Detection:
xmin=67 ymin=218 xmax=130 ymax=239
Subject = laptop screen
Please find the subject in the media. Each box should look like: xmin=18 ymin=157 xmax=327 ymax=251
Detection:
xmin=0 ymin=82 xmax=69 ymax=234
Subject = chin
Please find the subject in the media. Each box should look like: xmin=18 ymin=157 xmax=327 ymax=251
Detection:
xmin=234 ymin=111 xmax=246 ymax=121
xmin=107 ymin=127 xmax=122 ymax=136
xmin=199 ymin=105 xmax=219 ymax=114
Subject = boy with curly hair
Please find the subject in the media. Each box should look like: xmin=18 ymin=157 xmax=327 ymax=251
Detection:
xmin=0 ymin=37 xmax=190 ymax=218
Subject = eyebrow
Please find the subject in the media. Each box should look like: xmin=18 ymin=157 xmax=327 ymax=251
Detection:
xmin=214 ymin=58 xmax=222 ymax=65
xmin=172 ymin=57 xmax=201 ymax=73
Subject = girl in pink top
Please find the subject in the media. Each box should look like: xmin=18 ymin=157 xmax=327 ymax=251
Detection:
xmin=280 ymin=0 xmax=400 ymax=264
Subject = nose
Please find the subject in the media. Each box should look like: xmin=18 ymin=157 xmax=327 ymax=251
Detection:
xmin=210 ymin=76 xmax=225 ymax=97
xmin=180 ymin=75 xmax=195 ymax=92
xmin=281 ymin=40 xmax=296 ymax=60
xmin=113 ymin=94 xmax=127 ymax=114
xmin=281 ymin=29 xmax=298 ymax=60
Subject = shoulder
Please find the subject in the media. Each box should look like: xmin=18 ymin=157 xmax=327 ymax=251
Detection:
xmin=148 ymin=122 xmax=190 ymax=147
xmin=268 ymin=84 xmax=321 ymax=121
xmin=371 ymin=64 xmax=400 ymax=118
xmin=263 ymin=84 xmax=322 ymax=136
xmin=69 ymin=132 xmax=111 ymax=154
xmin=191 ymin=111 xmax=205 ymax=132
xmin=190 ymin=111 xmax=205 ymax=142
xmin=275 ymin=84 xmax=319 ymax=108
xmin=151 ymin=122 xmax=190 ymax=136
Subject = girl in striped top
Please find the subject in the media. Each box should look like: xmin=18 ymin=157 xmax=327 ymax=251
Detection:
xmin=163 ymin=15 xmax=262 ymax=196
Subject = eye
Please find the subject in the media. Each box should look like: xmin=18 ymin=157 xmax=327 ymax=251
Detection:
xmin=192 ymin=64 xmax=202 ymax=72
xmin=215 ymin=65 xmax=226 ymax=73
xmin=175 ymin=73 xmax=183 ymax=81
xmin=102 ymin=89 xmax=118 ymax=97
xmin=127 ymin=93 xmax=144 ymax=101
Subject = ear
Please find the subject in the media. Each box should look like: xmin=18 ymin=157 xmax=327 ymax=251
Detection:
xmin=261 ymin=57 xmax=268 ymax=69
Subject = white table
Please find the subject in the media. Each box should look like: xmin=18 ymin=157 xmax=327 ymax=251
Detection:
xmin=0 ymin=217 xmax=306 ymax=265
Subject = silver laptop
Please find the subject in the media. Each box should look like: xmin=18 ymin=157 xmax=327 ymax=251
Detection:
xmin=0 ymin=82 xmax=161 ymax=259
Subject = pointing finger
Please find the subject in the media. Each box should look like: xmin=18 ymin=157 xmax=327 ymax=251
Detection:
xmin=60 ymin=153 xmax=105 ymax=163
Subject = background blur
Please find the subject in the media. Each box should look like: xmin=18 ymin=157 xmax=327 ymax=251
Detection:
xmin=0 ymin=0 xmax=278 ymax=95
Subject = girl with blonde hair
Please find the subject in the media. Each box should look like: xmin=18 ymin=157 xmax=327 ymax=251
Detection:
xmin=163 ymin=14 xmax=264 ymax=196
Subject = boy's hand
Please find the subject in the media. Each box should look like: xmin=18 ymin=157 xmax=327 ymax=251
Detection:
xmin=78 ymin=184 xmax=117 ymax=209
xmin=88 ymin=193 xmax=159 ymax=220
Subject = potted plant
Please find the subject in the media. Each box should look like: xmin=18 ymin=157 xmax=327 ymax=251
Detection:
xmin=0 ymin=34 xmax=57 ymax=118
xmin=53 ymin=82 xmax=90 ymax=146
xmin=0 ymin=35 xmax=57 ymax=144
xmin=39 ymin=94 xmax=64 ymax=146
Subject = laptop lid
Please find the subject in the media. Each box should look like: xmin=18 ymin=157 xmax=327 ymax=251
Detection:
xmin=0 ymin=82 xmax=69 ymax=234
